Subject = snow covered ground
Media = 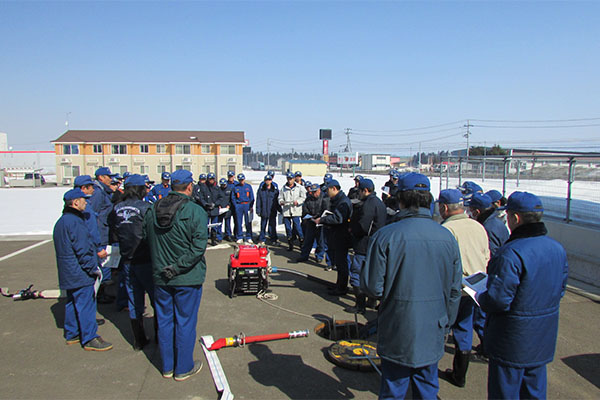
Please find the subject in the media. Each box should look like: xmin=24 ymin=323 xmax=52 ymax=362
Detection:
xmin=0 ymin=170 xmax=598 ymax=236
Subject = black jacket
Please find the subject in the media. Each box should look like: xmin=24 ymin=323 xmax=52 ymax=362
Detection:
xmin=350 ymin=193 xmax=387 ymax=255
xmin=302 ymin=192 xmax=330 ymax=218
xmin=321 ymin=191 xmax=352 ymax=246
xmin=109 ymin=198 xmax=152 ymax=264
xmin=195 ymin=182 xmax=222 ymax=217
xmin=218 ymin=185 xmax=233 ymax=218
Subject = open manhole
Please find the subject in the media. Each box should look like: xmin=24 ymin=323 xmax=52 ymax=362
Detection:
xmin=326 ymin=339 xmax=381 ymax=372
xmin=314 ymin=319 xmax=365 ymax=341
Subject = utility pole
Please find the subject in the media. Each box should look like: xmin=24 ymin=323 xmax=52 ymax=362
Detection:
xmin=483 ymin=141 xmax=487 ymax=182
xmin=463 ymin=119 xmax=472 ymax=174
xmin=344 ymin=128 xmax=352 ymax=152
xmin=267 ymin=139 xmax=270 ymax=168
xmin=418 ymin=142 xmax=422 ymax=171
xmin=65 ymin=112 xmax=71 ymax=129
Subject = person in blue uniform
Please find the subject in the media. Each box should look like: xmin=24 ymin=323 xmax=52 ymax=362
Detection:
xmin=225 ymin=171 xmax=237 ymax=241
xmin=360 ymin=173 xmax=462 ymax=399
xmin=53 ymin=188 xmax=113 ymax=351
xmin=142 ymin=175 xmax=155 ymax=203
xmin=196 ymin=173 xmax=223 ymax=246
xmin=381 ymin=170 xmax=399 ymax=203
xmin=320 ymin=173 xmax=333 ymax=193
xmin=88 ymin=167 xmax=117 ymax=303
xmin=294 ymin=171 xmax=305 ymax=187
xmin=218 ymin=178 xmax=234 ymax=242
xmin=232 ymin=173 xmax=254 ymax=244
xmin=256 ymin=175 xmax=279 ymax=245
xmin=149 ymin=172 xmax=172 ymax=202
xmin=476 ymin=192 xmax=568 ymax=399
xmin=109 ymin=174 xmax=155 ymax=351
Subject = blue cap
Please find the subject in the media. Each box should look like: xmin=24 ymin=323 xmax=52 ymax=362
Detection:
xmin=95 ymin=167 xmax=116 ymax=177
xmin=326 ymin=179 xmax=340 ymax=188
xmin=171 ymin=170 xmax=194 ymax=185
xmin=219 ymin=178 xmax=227 ymax=185
xmin=267 ymin=170 xmax=275 ymax=177
xmin=358 ymin=178 xmax=375 ymax=191
xmin=227 ymin=170 xmax=235 ymax=177
xmin=468 ymin=192 xmax=492 ymax=209
xmin=389 ymin=170 xmax=397 ymax=176
xmin=207 ymin=173 xmax=216 ymax=180
xmin=143 ymin=175 xmax=154 ymax=184
xmin=198 ymin=174 xmax=207 ymax=180
xmin=123 ymin=171 xmax=131 ymax=179
xmin=304 ymin=180 xmax=312 ymax=187
xmin=124 ymin=174 xmax=146 ymax=187
xmin=438 ymin=189 xmax=463 ymax=204
xmin=295 ymin=171 xmax=302 ymax=177
xmin=505 ymin=191 xmax=544 ymax=213
xmin=399 ymin=172 xmax=430 ymax=191
xmin=64 ymin=188 xmax=91 ymax=201
xmin=354 ymin=175 xmax=364 ymax=181
xmin=460 ymin=181 xmax=483 ymax=194
xmin=324 ymin=173 xmax=333 ymax=182
xmin=286 ymin=172 xmax=295 ymax=179
xmin=73 ymin=175 xmax=93 ymax=187
xmin=264 ymin=174 xmax=272 ymax=181
xmin=485 ymin=190 xmax=503 ymax=203
xmin=237 ymin=173 xmax=245 ymax=180
xmin=161 ymin=172 xmax=171 ymax=180
xmin=308 ymin=183 xmax=320 ymax=192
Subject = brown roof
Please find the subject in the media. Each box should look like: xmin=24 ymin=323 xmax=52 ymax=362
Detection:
xmin=52 ymin=130 xmax=245 ymax=144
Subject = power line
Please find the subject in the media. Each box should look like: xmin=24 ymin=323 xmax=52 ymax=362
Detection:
xmin=351 ymin=119 xmax=465 ymax=133
xmin=470 ymin=117 xmax=600 ymax=123
xmin=472 ymin=123 xmax=600 ymax=129
xmin=349 ymin=125 xmax=463 ymax=138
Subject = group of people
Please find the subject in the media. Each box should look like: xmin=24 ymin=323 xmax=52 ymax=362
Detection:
xmin=53 ymin=167 xmax=208 ymax=381
xmin=52 ymin=165 xmax=569 ymax=397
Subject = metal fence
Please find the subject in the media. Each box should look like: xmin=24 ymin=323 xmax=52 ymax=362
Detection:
xmin=436 ymin=154 xmax=600 ymax=227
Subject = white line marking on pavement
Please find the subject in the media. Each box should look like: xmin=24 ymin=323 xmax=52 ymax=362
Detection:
xmin=0 ymin=239 xmax=52 ymax=263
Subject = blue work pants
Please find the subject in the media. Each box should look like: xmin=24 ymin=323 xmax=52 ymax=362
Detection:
xmin=64 ymin=285 xmax=99 ymax=345
xmin=488 ymin=360 xmax=547 ymax=400
xmin=300 ymin=222 xmax=325 ymax=260
xmin=124 ymin=262 xmax=155 ymax=320
xmin=283 ymin=216 xmax=303 ymax=241
xmin=379 ymin=358 xmax=439 ymax=400
xmin=259 ymin=212 xmax=277 ymax=242
xmin=349 ymin=253 xmax=366 ymax=287
xmin=154 ymin=285 xmax=203 ymax=375
xmin=234 ymin=203 xmax=252 ymax=240
xmin=209 ymin=215 xmax=222 ymax=240
xmin=452 ymin=296 xmax=475 ymax=352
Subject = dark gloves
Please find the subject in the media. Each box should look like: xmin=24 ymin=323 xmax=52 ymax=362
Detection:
xmin=206 ymin=203 xmax=215 ymax=210
xmin=162 ymin=265 xmax=179 ymax=280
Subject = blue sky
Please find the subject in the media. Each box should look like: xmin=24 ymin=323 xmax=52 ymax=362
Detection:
xmin=1 ymin=1 xmax=599 ymax=154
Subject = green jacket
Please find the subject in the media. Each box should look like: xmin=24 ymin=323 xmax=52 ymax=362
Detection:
xmin=143 ymin=191 xmax=208 ymax=286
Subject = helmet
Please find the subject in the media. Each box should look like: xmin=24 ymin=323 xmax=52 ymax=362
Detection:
xmin=227 ymin=170 xmax=235 ymax=177
xmin=286 ymin=172 xmax=295 ymax=179
xmin=219 ymin=178 xmax=227 ymax=186
xmin=207 ymin=172 xmax=216 ymax=180
xmin=304 ymin=180 xmax=312 ymax=187
xmin=354 ymin=175 xmax=364 ymax=181
xmin=161 ymin=172 xmax=171 ymax=180
xmin=198 ymin=173 xmax=207 ymax=180
xmin=267 ymin=170 xmax=275 ymax=177
xmin=264 ymin=174 xmax=273 ymax=181
xmin=324 ymin=173 xmax=333 ymax=182
xmin=295 ymin=171 xmax=302 ymax=177
xmin=237 ymin=173 xmax=246 ymax=180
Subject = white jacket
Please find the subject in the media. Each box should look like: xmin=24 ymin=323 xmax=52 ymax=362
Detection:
xmin=280 ymin=183 xmax=306 ymax=217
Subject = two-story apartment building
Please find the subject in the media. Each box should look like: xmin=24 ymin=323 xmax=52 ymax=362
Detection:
xmin=52 ymin=130 xmax=245 ymax=185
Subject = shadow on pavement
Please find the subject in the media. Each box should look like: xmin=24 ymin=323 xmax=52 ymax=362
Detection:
xmin=248 ymin=343 xmax=355 ymax=399
xmin=562 ymin=353 xmax=600 ymax=389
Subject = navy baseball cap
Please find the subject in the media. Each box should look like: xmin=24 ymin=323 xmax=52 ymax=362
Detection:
xmin=505 ymin=191 xmax=544 ymax=213
xmin=73 ymin=175 xmax=93 ymax=187
xmin=468 ymin=192 xmax=493 ymax=209
xmin=304 ymin=180 xmax=312 ymax=187
xmin=267 ymin=170 xmax=275 ymax=177
xmin=143 ymin=175 xmax=154 ymax=184
xmin=358 ymin=178 xmax=375 ymax=191
xmin=237 ymin=173 xmax=245 ymax=180
xmin=460 ymin=181 xmax=483 ymax=194
xmin=354 ymin=175 xmax=364 ymax=181
xmin=207 ymin=173 xmax=216 ymax=180
xmin=219 ymin=178 xmax=227 ymax=185
xmin=399 ymin=173 xmax=430 ymax=191
xmin=171 ymin=170 xmax=194 ymax=185
xmin=124 ymin=174 xmax=146 ymax=187
xmin=286 ymin=172 xmax=295 ymax=179
xmin=326 ymin=179 xmax=341 ymax=188
xmin=264 ymin=174 xmax=272 ymax=181
xmin=64 ymin=188 xmax=91 ymax=201
xmin=324 ymin=173 xmax=333 ymax=182
xmin=295 ymin=171 xmax=302 ymax=177
xmin=309 ymin=183 xmax=320 ymax=192
xmin=198 ymin=173 xmax=207 ymax=180
xmin=161 ymin=172 xmax=171 ymax=180
xmin=227 ymin=170 xmax=236 ymax=177
xmin=486 ymin=189 xmax=503 ymax=203
xmin=95 ymin=167 xmax=116 ymax=177
xmin=438 ymin=189 xmax=463 ymax=204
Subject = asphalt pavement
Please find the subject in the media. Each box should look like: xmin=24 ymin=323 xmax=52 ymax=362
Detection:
xmin=0 ymin=237 xmax=598 ymax=399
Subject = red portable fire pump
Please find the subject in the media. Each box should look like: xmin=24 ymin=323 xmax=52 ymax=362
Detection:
xmin=227 ymin=245 xmax=270 ymax=298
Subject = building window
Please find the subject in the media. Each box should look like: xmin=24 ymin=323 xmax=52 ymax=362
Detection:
xmin=220 ymin=144 xmax=235 ymax=155
xmin=119 ymin=166 xmax=128 ymax=175
xmin=201 ymin=144 xmax=211 ymax=154
xmin=112 ymin=144 xmax=127 ymax=154
xmin=203 ymin=165 xmax=211 ymax=174
xmin=92 ymin=144 xmax=102 ymax=154
xmin=140 ymin=144 xmax=149 ymax=153
xmin=63 ymin=165 xmax=80 ymax=177
xmin=175 ymin=144 xmax=191 ymax=154
xmin=157 ymin=165 xmax=167 ymax=174
xmin=156 ymin=144 xmax=167 ymax=153
xmin=140 ymin=165 xmax=149 ymax=174
xmin=63 ymin=144 xmax=79 ymax=155
xmin=175 ymin=165 xmax=183 ymax=171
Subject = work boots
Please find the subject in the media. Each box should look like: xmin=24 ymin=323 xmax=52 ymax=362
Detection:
xmin=444 ymin=350 xmax=471 ymax=387
xmin=287 ymin=238 xmax=294 ymax=251
xmin=130 ymin=318 xmax=149 ymax=351
xmin=210 ymin=230 xmax=217 ymax=246
xmin=347 ymin=286 xmax=366 ymax=314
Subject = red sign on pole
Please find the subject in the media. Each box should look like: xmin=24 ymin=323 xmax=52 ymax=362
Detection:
xmin=322 ymin=140 xmax=329 ymax=155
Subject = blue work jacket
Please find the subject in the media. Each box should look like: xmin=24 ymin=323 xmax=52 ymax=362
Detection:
xmin=149 ymin=183 xmax=171 ymax=202
xmin=232 ymin=182 xmax=254 ymax=207
xmin=481 ymin=209 xmax=510 ymax=257
xmin=361 ymin=207 xmax=462 ymax=368
xmin=478 ymin=222 xmax=568 ymax=368
xmin=256 ymin=183 xmax=279 ymax=217
xmin=53 ymin=207 xmax=98 ymax=290
xmin=88 ymin=180 xmax=114 ymax=246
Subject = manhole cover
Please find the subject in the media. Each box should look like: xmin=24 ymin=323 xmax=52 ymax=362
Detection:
xmin=326 ymin=339 xmax=380 ymax=371
xmin=314 ymin=320 xmax=364 ymax=341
